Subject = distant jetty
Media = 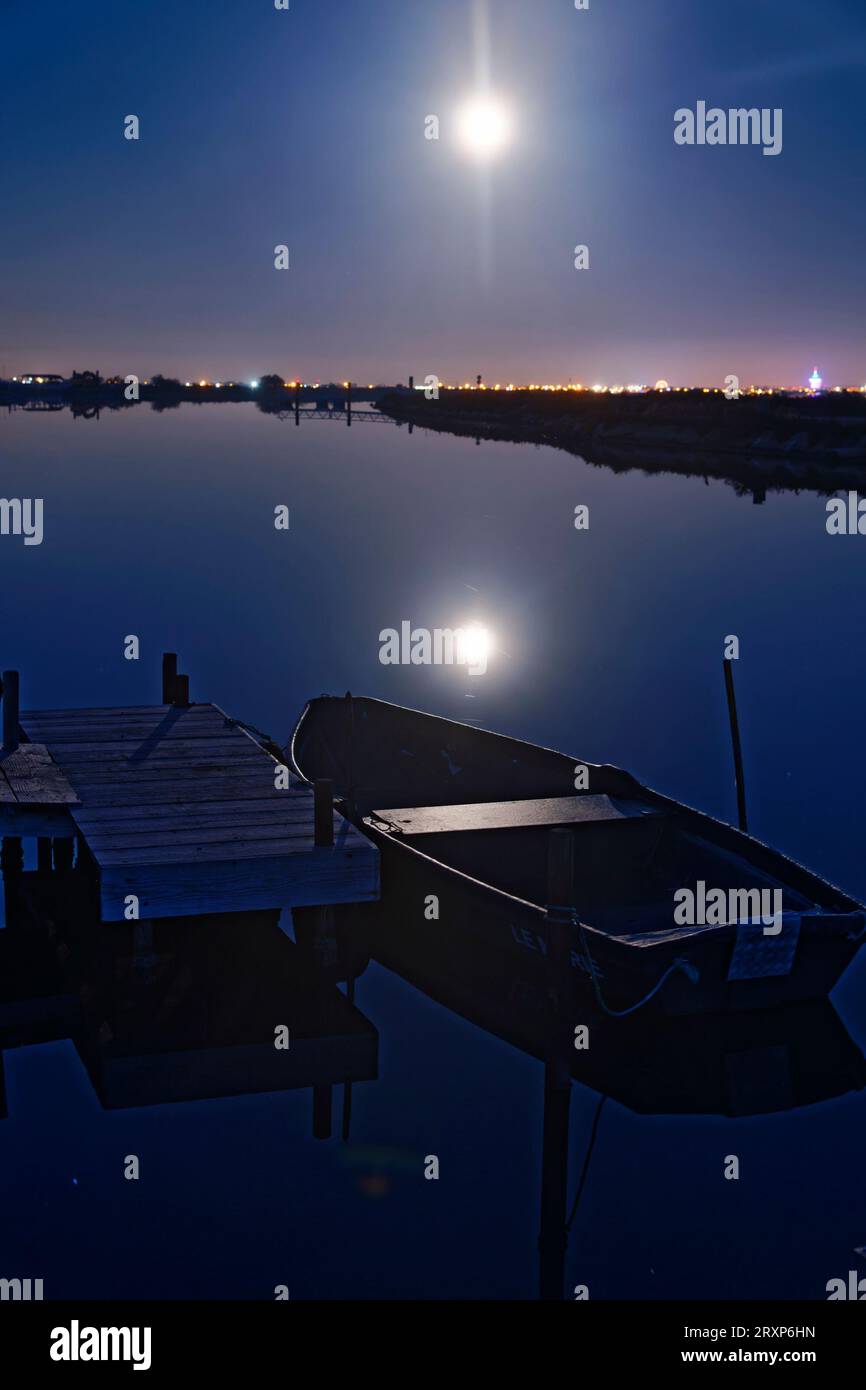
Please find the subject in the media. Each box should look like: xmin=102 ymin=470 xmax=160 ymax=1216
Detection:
xmin=376 ymin=388 xmax=866 ymax=494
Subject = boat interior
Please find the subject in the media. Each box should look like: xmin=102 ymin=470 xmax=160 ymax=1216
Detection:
xmin=367 ymin=794 xmax=822 ymax=938
xmin=293 ymin=696 xmax=858 ymax=937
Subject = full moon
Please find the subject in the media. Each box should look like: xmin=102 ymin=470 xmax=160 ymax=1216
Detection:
xmin=456 ymin=97 xmax=512 ymax=159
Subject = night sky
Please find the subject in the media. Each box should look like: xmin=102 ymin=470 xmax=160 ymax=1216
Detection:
xmin=1 ymin=0 xmax=864 ymax=385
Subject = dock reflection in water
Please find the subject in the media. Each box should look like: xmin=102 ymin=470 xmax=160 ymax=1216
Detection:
xmin=1 ymin=847 xmax=863 ymax=1299
xmin=0 ymin=859 xmax=377 ymax=1131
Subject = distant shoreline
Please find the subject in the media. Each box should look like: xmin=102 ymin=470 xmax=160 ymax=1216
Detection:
xmin=375 ymin=388 xmax=866 ymax=495
xmin=5 ymin=379 xmax=866 ymax=495
xmin=0 ymin=379 xmax=391 ymax=409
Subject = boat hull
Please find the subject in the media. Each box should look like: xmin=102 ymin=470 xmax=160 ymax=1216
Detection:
xmin=347 ymin=826 xmax=860 ymax=1015
xmin=292 ymin=696 xmax=865 ymax=1016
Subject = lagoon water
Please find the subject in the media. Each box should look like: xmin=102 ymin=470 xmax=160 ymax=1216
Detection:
xmin=1 ymin=402 xmax=865 ymax=1299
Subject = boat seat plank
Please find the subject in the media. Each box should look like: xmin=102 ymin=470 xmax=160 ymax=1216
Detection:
xmin=372 ymin=794 xmax=660 ymax=836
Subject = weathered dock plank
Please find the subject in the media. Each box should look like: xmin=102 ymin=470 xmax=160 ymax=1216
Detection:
xmin=53 ymin=777 xmax=289 ymax=809
xmin=36 ymin=736 xmax=263 ymax=757
xmin=0 ymin=743 xmax=80 ymax=806
xmin=98 ymin=852 xmax=377 ymax=921
xmin=74 ymin=797 xmax=313 ymax=830
xmin=77 ymin=808 xmax=321 ymax=847
xmin=90 ymin=824 xmax=358 ymax=863
xmin=18 ymin=703 xmax=378 ymax=922
xmin=47 ymin=751 xmax=266 ymax=774
xmin=21 ymin=704 xmax=221 ymax=721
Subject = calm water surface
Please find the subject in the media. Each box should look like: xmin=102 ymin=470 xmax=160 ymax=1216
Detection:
xmin=1 ymin=403 xmax=864 ymax=1299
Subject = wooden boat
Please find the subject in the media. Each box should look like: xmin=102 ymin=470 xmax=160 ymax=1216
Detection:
xmin=291 ymin=695 xmax=865 ymax=1016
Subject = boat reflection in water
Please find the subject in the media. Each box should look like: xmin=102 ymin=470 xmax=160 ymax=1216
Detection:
xmin=1 ymin=848 xmax=863 ymax=1300
xmin=328 ymin=890 xmax=866 ymax=1299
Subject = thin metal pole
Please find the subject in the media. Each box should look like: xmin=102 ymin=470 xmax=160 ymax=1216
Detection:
xmin=723 ymin=658 xmax=748 ymax=832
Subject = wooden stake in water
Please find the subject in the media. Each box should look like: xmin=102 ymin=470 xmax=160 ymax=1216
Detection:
xmin=161 ymin=652 xmax=177 ymax=705
xmin=312 ymin=1084 xmax=332 ymax=1140
xmin=1 ymin=670 xmax=20 ymax=751
xmin=723 ymin=658 xmax=748 ymax=833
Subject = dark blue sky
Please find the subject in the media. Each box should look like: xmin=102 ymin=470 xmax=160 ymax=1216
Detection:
xmin=1 ymin=0 xmax=864 ymax=385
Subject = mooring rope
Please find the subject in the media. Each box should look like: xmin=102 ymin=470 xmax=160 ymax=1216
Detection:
xmin=568 ymin=913 xmax=699 ymax=1018
xmin=223 ymin=715 xmax=287 ymax=763
xmin=578 ymin=922 xmax=700 ymax=1023
xmin=565 ymin=1094 xmax=607 ymax=1236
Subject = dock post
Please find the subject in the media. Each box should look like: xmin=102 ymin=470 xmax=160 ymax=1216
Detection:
xmin=161 ymin=653 xmax=177 ymax=705
xmin=53 ymin=838 xmax=74 ymax=873
xmin=1 ymin=670 xmax=20 ymax=751
xmin=723 ymin=659 xmax=748 ymax=832
xmin=539 ymin=1060 xmax=572 ymax=1301
xmin=37 ymin=838 xmax=53 ymax=875
xmin=1 ymin=836 xmax=24 ymax=928
xmin=545 ymin=828 xmax=574 ymax=985
xmin=133 ymin=920 xmax=158 ymax=979
xmin=341 ymin=973 xmax=355 ymax=1140
xmin=314 ymin=780 xmax=334 ymax=847
xmin=309 ymin=782 xmax=338 ymax=988
xmin=174 ymin=674 xmax=190 ymax=707
xmin=312 ymin=1084 xmax=333 ymax=1140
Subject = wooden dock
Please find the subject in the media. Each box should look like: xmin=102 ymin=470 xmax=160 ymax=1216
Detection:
xmin=1 ymin=664 xmax=378 ymax=923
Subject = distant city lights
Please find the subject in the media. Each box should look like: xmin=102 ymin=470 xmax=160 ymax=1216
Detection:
xmin=6 ymin=370 xmax=864 ymax=397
